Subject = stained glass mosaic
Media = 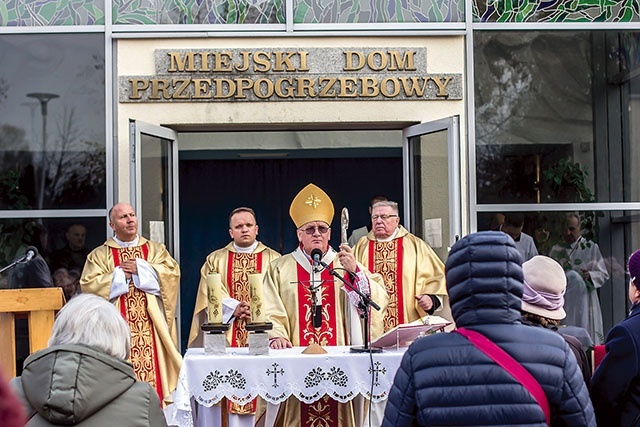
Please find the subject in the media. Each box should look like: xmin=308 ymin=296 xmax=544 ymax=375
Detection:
xmin=114 ymin=0 xmax=284 ymax=24
xmin=474 ymin=0 xmax=640 ymax=23
xmin=294 ymin=0 xmax=464 ymax=23
xmin=0 ymin=0 xmax=104 ymax=26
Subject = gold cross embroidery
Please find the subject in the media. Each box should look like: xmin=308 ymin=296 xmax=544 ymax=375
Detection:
xmin=305 ymin=193 xmax=321 ymax=209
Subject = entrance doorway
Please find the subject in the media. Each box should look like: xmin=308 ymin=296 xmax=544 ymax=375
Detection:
xmin=178 ymin=143 xmax=403 ymax=350
xmin=130 ymin=122 xmax=461 ymax=351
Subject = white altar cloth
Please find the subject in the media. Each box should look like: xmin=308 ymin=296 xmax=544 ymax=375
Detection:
xmin=167 ymin=346 xmax=406 ymax=427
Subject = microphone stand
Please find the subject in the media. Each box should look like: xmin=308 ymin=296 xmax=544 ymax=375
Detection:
xmin=316 ymin=261 xmax=382 ymax=353
xmin=0 ymin=255 xmax=28 ymax=274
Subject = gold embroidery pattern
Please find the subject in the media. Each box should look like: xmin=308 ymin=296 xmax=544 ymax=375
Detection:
xmin=302 ymin=395 xmax=334 ymax=427
xmin=302 ymin=291 xmax=334 ymax=346
xmin=373 ymin=241 xmax=399 ymax=331
xmin=230 ymin=253 xmax=258 ymax=347
xmin=229 ymin=253 xmax=258 ymax=415
xmin=118 ymin=246 xmax=145 ymax=261
xmin=125 ymin=283 xmax=159 ymax=390
xmin=305 ymin=193 xmax=321 ymax=209
xmin=228 ymin=400 xmax=255 ymax=415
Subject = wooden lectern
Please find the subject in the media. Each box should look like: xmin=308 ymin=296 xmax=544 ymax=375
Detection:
xmin=0 ymin=288 xmax=64 ymax=377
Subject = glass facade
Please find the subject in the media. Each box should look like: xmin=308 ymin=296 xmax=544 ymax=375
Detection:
xmin=0 ymin=33 xmax=106 ymax=289
xmin=474 ymin=30 xmax=640 ymax=331
xmin=0 ymin=34 xmax=106 ymax=210
xmin=474 ymin=31 xmax=596 ymax=204
xmin=2 ymin=0 xmax=640 ymax=348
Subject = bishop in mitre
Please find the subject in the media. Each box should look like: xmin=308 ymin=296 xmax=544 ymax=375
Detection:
xmin=263 ymin=183 xmax=389 ymax=427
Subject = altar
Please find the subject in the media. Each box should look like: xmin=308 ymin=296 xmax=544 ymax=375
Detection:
xmin=166 ymin=346 xmax=406 ymax=427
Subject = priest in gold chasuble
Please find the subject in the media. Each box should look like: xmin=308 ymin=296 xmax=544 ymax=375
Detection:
xmin=353 ymin=200 xmax=448 ymax=333
xmin=188 ymin=207 xmax=281 ymax=348
xmin=80 ymin=203 xmax=181 ymax=407
xmin=188 ymin=207 xmax=281 ymax=427
xmin=264 ymin=184 xmax=388 ymax=427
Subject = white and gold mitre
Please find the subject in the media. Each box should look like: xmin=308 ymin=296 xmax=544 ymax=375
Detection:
xmin=289 ymin=183 xmax=334 ymax=228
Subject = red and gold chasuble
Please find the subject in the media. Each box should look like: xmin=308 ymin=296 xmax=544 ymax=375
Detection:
xmin=227 ymin=251 xmax=262 ymax=347
xmin=368 ymin=238 xmax=404 ymax=332
xmin=296 ymin=262 xmax=340 ymax=427
xmin=111 ymin=244 xmax=164 ymax=403
xmin=226 ymin=251 xmax=263 ymax=415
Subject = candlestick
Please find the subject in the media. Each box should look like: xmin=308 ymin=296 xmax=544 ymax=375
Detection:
xmin=206 ymin=273 xmax=223 ymax=324
xmin=248 ymin=273 xmax=265 ymax=323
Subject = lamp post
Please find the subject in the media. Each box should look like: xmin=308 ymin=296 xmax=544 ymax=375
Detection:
xmin=26 ymin=92 xmax=59 ymax=210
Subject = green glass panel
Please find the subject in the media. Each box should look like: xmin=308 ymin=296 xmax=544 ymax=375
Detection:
xmin=114 ymin=0 xmax=284 ymax=24
xmin=293 ymin=0 xmax=464 ymax=23
xmin=474 ymin=0 xmax=640 ymax=22
xmin=0 ymin=0 xmax=104 ymax=26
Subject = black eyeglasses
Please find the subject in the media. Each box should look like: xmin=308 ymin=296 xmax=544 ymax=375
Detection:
xmin=300 ymin=226 xmax=330 ymax=235
xmin=371 ymin=214 xmax=398 ymax=221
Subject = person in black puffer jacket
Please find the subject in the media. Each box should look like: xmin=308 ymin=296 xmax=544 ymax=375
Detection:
xmin=382 ymin=231 xmax=595 ymax=427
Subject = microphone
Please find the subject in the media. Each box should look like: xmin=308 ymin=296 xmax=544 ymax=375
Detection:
xmin=24 ymin=246 xmax=38 ymax=262
xmin=311 ymin=248 xmax=322 ymax=267
xmin=309 ymin=248 xmax=323 ymax=328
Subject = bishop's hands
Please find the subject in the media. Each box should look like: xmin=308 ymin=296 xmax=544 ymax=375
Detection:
xmin=270 ymin=336 xmax=293 ymax=349
xmin=337 ymin=244 xmax=357 ymax=273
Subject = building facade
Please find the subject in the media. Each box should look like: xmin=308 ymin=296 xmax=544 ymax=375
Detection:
xmin=1 ymin=0 xmax=639 ymax=349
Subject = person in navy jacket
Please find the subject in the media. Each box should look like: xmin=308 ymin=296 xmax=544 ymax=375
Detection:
xmin=382 ymin=231 xmax=595 ymax=427
xmin=591 ymin=248 xmax=640 ymax=427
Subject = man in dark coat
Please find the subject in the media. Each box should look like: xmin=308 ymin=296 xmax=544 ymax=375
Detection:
xmin=591 ymin=248 xmax=640 ymax=427
xmin=382 ymin=231 xmax=595 ymax=427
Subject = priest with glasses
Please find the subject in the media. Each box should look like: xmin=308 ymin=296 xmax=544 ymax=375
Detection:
xmin=263 ymin=183 xmax=388 ymax=427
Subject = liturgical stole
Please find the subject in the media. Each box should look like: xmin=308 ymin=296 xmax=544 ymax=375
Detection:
xmin=368 ymin=237 xmax=404 ymax=332
xmin=111 ymin=244 xmax=164 ymax=403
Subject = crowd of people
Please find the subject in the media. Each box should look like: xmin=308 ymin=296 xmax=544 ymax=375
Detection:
xmin=1 ymin=183 xmax=639 ymax=427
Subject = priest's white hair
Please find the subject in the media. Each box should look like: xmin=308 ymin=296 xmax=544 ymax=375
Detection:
xmin=48 ymin=293 xmax=131 ymax=360
xmin=372 ymin=200 xmax=399 ymax=213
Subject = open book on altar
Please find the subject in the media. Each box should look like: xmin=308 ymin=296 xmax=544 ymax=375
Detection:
xmin=372 ymin=315 xmax=452 ymax=349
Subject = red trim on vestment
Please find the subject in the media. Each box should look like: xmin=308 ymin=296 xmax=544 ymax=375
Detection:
xmin=112 ymin=243 xmax=163 ymax=402
xmin=296 ymin=260 xmax=337 ymax=346
xmin=396 ymin=236 xmax=404 ymax=324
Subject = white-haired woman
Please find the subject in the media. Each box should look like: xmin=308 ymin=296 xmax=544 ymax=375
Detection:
xmin=10 ymin=293 xmax=168 ymax=426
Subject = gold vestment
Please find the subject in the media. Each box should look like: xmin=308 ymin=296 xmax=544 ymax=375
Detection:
xmin=80 ymin=237 xmax=182 ymax=406
xmin=188 ymin=241 xmax=281 ymax=347
xmin=353 ymin=225 xmax=448 ymax=331
xmin=263 ymin=247 xmax=388 ymax=427
xmin=188 ymin=241 xmax=281 ymax=417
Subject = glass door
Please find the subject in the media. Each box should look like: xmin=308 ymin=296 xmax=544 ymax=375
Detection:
xmin=130 ymin=119 xmax=180 ymax=346
xmin=129 ymin=120 xmax=180 ymax=259
xmin=403 ymin=116 xmax=461 ymax=263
